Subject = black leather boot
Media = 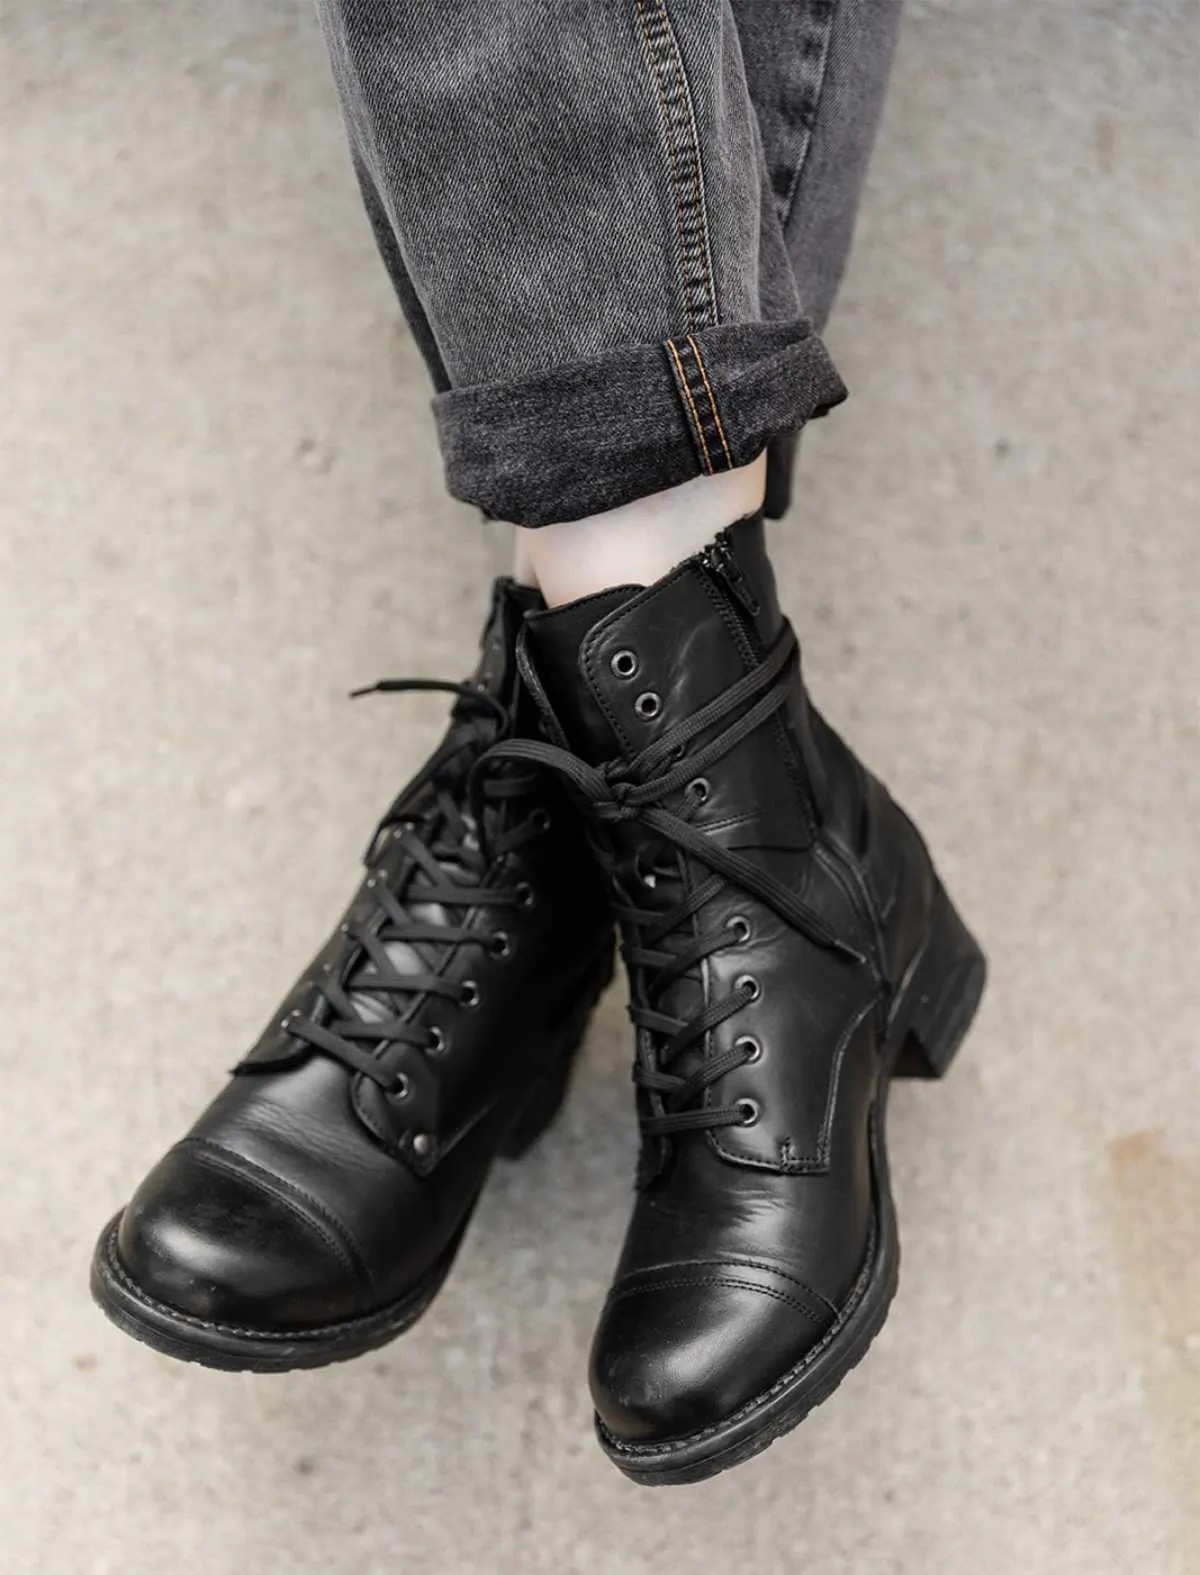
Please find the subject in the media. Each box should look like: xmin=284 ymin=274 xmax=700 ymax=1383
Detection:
xmin=90 ymin=579 xmax=613 ymax=1371
xmin=502 ymin=516 xmax=985 ymax=1484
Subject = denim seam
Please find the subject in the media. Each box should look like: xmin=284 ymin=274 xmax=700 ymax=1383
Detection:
xmin=633 ymin=0 xmax=719 ymax=329
xmin=665 ymin=333 xmax=735 ymax=474
xmin=684 ymin=334 xmax=733 ymax=467
xmin=432 ymin=320 xmax=847 ymax=524
xmin=779 ymin=0 xmax=841 ymax=228
xmin=665 ymin=338 xmax=714 ymax=473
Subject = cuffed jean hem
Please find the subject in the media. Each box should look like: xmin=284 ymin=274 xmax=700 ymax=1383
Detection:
xmin=431 ymin=318 xmax=847 ymax=528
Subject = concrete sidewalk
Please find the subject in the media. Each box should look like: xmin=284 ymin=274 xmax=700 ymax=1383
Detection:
xmin=2 ymin=2 xmax=1197 ymax=1571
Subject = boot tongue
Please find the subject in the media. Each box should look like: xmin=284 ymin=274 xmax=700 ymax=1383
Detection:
xmin=525 ymin=585 xmax=708 ymax=1106
xmin=350 ymin=578 xmax=540 ymax=1034
xmin=523 ymin=586 xmax=641 ymax=762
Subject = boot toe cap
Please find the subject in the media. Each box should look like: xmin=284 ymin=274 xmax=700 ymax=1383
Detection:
xmin=112 ymin=1140 xmax=363 ymax=1331
xmin=589 ymin=1269 xmax=834 ymax=1447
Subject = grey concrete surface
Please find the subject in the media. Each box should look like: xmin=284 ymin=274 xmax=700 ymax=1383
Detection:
xmin=2 ymin=2 xmax=1197 ymax=1571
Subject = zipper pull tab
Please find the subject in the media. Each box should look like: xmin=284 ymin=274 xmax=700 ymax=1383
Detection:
xmin=703 ymin=536 xmax=761 ymax=619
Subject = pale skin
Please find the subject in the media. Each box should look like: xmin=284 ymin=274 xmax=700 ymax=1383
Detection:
xmin=511 ymin=452 xmax=768 ymax=607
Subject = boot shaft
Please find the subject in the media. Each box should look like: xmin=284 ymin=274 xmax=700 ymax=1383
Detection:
xmin=512 ymin=516 xmax=940 ymax=1182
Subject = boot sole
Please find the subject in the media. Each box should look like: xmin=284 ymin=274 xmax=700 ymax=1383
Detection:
xmin=89 ymin=942 xmax=615 ymax=1373
xmin=596 ymin=880 xmax=986 ymax=1486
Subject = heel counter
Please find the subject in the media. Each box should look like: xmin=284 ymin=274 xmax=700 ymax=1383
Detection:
xmin=861 ymin=777 xmax=938 ymax=987
xmin=809 ymin=709 xmax=936 ymax=985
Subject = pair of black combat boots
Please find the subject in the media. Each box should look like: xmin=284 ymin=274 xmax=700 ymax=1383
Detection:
xmin=90 ymin=516 xmax=984 ymax=1486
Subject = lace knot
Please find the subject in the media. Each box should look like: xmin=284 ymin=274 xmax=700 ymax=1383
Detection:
xmin=593 ymin=765 xmax=640 ymax=822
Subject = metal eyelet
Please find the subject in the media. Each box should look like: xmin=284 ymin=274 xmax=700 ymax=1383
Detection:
xmin=735 ymin=1035 xmax=762 ymax=1064
xmin=426 ymin=1026 xmax=447 ymax=1057
xmin=411 ymin=1132 xmax=435 ymax=1158
xmin=531 ymin=808 xmax=553 ymax=833
xmin=735 ymin=973 xmax=762 ymax=1003
xmin=726 ymin=914 xmax=751 ymax=944
xmin=388 ymin=1073 xmax=411 ymax=1101
xmin=634 ymin=691 xmax=662 ymax=721
xmin=737 ymin=1098 xmax=761 ymax=1126
xmin=490 ymin=931 xmax=514 ymax=960
xmin=610 ymin=649 xmax=639 ymax=680
xmin=687 ymin=777 xmax=711 ymax=805
xmin=460 ymin=979 xmax=481 ymax=1009
xmin=515 ymin=881 xmax=536 ymax=910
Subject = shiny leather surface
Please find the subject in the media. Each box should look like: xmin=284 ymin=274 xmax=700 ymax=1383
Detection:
xmin=522 ymin=517 xmax=941 ymax=1445
xmin=112 ymin=580 xmax=612 ymax=1333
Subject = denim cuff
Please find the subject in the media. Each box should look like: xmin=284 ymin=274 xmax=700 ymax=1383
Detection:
xmin=431 ymin=319 xmax=846 ymax=527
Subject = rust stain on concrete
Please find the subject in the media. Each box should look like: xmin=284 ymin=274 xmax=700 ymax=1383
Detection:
xmin=1106 ymin=1128 xmax=1199 ymax=1570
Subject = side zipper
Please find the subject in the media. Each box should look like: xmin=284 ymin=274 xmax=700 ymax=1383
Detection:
xmin=700 ymin=535 xmax=819 ymax=837
xmin=701 ymin=537 xmax=761 ymax=621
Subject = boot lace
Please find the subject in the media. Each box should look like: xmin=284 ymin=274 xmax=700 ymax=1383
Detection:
xmin=483 ymin=630 xmax=861 ymax=1138
xmin=270 ymin=678 xmax=546 ymax=1095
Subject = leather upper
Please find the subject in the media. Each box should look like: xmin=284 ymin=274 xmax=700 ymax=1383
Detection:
xmin=115 ymin=580 xmax=613 ymax=1332
xmin=520 ymin=517 xmax=939 ymax=1443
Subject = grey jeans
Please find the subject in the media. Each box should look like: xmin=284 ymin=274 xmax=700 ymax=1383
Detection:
xmin=316 ymin=0 xmax=902 ymax=527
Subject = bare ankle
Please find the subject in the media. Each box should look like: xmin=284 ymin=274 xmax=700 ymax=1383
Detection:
xmin=511 ymin=453 xmax=767 ymax=606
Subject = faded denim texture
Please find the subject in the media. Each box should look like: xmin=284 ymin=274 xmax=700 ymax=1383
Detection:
xmin=316 ymin=0 xmax=902 ymax=526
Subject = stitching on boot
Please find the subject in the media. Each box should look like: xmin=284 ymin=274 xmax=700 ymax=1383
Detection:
xmin=600 ymin=1211 xmax=881 ymax=1457
xmin=99 ymin=1218 xmax=437 ymax=1342
xmin=708 ymin=994 xmax=878 ymax=1172
xmin=609 ymin=1256 xmax=839 ymax=1319
xmin=605 ymin=1275 xmax=831 ymax=1327
xmin=184 ymin=1138 xmax=373 ymax=1294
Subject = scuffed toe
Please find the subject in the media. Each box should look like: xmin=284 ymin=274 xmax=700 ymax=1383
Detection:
xmin=113 ymin=1140 xmax=363 ymax=1331
xmin=589 ymin=1269 xmax=834 ymax=1447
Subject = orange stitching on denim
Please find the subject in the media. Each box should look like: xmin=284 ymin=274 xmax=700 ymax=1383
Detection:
xmin=634 ymin=0 xmax=718 ymax=329
xmin=666 ymin=338 xmax=714 ymax=473
xmin=684 ymin=335 xmax=733 ymax=468
xmin=636 ymin=7 xmax=693 ymax=324
xmin=651 ymin=0 xmax=717 ymax=322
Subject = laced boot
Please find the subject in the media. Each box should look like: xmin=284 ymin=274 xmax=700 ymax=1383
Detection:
xmin=500 ymin=516 xmax=985 ymax=1484
xmin=90 ymin=579 xmax=613 ymax=1371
